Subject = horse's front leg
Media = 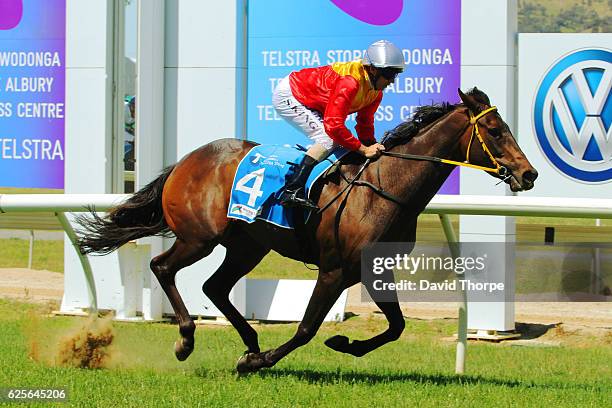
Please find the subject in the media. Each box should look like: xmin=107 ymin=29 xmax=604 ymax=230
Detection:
xmin=236 ymin=268 xmax=346 ymax=373
xmin=324 ymin=220 xmax=415 ymax=356
xmin=324 ymin=295 xmax=405 ymax=357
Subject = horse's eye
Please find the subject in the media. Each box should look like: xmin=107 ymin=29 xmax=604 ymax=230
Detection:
xmin=488 ymin=128 xmax=501 ymax=138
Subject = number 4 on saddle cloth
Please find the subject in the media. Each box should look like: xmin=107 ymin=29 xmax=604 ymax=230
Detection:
xmin=227 ymin=145 xmax=347 ymax=229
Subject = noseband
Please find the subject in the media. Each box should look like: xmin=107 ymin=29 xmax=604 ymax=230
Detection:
xmin=465 ymin=106 xmax=508 ymax=178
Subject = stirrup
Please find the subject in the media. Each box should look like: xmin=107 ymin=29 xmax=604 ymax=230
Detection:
xmin=280 ymin=189 xmax=319 ymax=211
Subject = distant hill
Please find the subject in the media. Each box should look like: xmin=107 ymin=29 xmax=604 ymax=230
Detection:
xmin=518 ymin=0 xmax=611 ymax=32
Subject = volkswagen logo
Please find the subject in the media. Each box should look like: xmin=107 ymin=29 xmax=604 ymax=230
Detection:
xmin=533 ymin=48 xmax=611 ymax=183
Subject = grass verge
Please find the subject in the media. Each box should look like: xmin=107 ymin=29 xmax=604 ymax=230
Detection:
xmin=0 ymin=299 xmax=609 ymax=407
xmin=0 ymin=238 xmax=64 ymax=272
xmin=1 ymin=216 xmax=610 ymax=278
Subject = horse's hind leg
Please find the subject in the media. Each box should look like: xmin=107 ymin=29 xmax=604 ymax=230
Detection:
xmin=237 ymin=267 xmax=347 ymax=373
xmin=202 ymin=231 xmax=269 ymax=354
xmin=150 ymin=238 xmax=216 ymax=361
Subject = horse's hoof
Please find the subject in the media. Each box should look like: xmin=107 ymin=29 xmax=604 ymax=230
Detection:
xmin=325 ymin=335 xmax=350 ymax=352
xmin=236 ymin=352 xmax=266 ymax=374
xmin=174 ymin=339 xmax=193 ymax=361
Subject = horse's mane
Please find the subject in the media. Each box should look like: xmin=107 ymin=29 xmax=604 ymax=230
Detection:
xmin=382 ymin=87 xmax=490 ymax=149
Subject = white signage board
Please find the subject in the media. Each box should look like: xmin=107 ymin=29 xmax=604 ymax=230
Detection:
xmin=518 ymin=34 xmax=611 ymax=198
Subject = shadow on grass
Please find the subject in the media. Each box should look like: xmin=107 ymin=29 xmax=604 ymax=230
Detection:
xmin=514 ymin=322 xmax=560 ymax=340
xmin=255 ymin=368 xmax=522 ymax=387
xmin=342 ymin=311 xmax=359 ymax=320
xmin=229 ymin=368 xmax=604 ymax=391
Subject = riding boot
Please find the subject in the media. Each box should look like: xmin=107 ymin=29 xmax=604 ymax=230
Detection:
xmin=280 ymin=155 xmax=319 ymax=211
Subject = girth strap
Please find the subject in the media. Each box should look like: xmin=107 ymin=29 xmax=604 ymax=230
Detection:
xmin=352 ymin=179 xmax=408 ymax=207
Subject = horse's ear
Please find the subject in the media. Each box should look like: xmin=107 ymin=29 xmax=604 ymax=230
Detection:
xmin=458 ymin=88 xmax=480 ymax=114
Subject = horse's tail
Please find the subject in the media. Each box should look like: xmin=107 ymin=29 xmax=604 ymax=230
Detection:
xmin=76 ymin=165 xmax=176 ymax=255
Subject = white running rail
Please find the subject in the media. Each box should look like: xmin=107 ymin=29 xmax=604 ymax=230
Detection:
xmin=2 ymin=193 xmax=611 ymax=217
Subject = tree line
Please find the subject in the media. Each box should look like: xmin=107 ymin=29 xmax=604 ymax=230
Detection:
xmin=518 ymin=0 xmax=611 ymax=32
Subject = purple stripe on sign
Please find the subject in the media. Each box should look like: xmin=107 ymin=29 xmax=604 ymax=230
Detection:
xmin=330 ymin=0 xmax=403 ymax=25
xmin=0 ymin=0 xmax=23 ymax=30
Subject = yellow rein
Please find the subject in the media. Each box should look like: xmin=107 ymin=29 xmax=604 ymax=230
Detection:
xmin=437 ymin=106 xmax=504 ymax=175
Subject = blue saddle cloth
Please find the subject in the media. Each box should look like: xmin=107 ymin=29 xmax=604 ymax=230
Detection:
xmin=227 ymin=145 xmax=347 ymax=229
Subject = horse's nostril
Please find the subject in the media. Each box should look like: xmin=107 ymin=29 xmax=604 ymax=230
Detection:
xmin=523 ymin=169 xmax=538 ymax=183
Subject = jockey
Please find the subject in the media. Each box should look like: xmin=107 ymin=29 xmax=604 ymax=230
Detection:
xmin=272 ymin=40 xmax=405 ymax=211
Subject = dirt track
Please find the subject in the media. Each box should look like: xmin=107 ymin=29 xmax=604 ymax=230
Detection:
xmin=0 ymin=268 xmax=63 ymax=303
xmin=346 ymin=286 xmax=612 ymax=328
xmin=1 ymin=268 xmax=610 ymax=330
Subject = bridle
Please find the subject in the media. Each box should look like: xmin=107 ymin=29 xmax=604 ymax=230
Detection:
xmin=316 ymin=105 xmax=512 ymax=212
xmin=380 ymin=106 xmax=509 ymax=178
xmin=464 ymin=106 xmax=508 ymax=178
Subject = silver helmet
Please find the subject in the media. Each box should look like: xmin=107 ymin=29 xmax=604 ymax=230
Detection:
xmin=362 ymin=40 xmax=405 ymax=71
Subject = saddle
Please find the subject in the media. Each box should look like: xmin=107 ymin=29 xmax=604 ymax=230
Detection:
xmin=227 ymin=144 xmax=348 ymax=229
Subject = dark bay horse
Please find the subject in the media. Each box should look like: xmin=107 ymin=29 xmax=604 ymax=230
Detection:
xmin=77 ymin=88 xmax=537 ymax=373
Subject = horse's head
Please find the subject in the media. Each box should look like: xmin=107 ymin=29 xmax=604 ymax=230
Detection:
xmin=458 ymin=88 xmax=538 ymax=191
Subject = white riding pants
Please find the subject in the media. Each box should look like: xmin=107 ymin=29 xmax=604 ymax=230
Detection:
xmin=272 ymin=76 xmax=337 ymax=152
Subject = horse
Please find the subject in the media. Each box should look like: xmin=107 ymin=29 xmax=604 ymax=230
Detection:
xmin=76 ymin=88 xmax=538 ymax=373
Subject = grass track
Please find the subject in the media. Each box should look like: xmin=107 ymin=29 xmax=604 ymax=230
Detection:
xmin=0 ymin=299 xmax=610 ymax=407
